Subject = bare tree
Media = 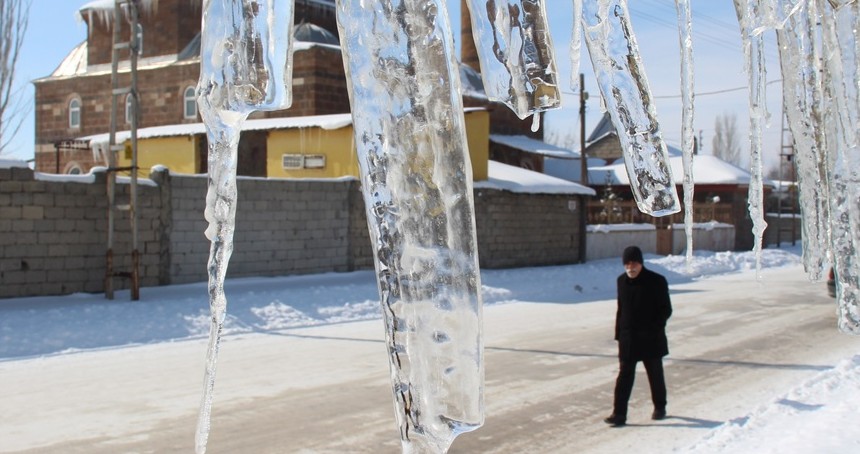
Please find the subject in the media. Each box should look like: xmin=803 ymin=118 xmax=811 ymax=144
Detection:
xmin=0 ymin=0 xmax=31 ymax=156
xmin=711 ymin=113 xmax=742 ymax=166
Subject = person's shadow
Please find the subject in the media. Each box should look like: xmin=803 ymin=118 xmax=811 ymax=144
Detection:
xmin=625 ymin=415 xmax=723 ymax=429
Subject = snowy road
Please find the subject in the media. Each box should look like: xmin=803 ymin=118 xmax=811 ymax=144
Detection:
xmin=1 ymin=264 xmax=856 ymax=453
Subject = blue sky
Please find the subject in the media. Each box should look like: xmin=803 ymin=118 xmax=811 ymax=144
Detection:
xmin=8 ymin=0 xmax=785 ymax=172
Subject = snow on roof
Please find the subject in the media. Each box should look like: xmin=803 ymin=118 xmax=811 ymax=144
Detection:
xmin=588 ymin=154 xmax=774 ymax=187
xmin=51 ymin=41 xmax=88 ymax=78
xmin=476 ymin=161 xmax=595 ymax=196
xmin=81 ymin=113 xmax=354 ymax=145
xmin=0 ymin=158 xmax=31 ymax=170
xmin=490 ymin=134 xmax=580 ymax=159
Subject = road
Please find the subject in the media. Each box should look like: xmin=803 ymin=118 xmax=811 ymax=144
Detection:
xmin=2 ymin=264 xmax=857 ymax=453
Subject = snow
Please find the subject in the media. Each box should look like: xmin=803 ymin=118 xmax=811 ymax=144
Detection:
xmin=80 ymin=113 xmax=354 ymax=145
xmin=475 ymin=161 xmax=595 ymax=195
xmin=589 ymin=154 xmax=768 ymax=187
xmin=490 ymin=134 xmax=580 ymax=159
xmin=0 ymin=158 xmax=30 ymax=169
xmin=0 ymin=245 xmax=856 ymax=451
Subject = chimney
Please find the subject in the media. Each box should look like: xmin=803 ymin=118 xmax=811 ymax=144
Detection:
xmin=460 ymin=0 xmax=481 ymax=71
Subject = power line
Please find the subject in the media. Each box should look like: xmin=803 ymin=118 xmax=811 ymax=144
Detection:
xmin=560 ymin=79 xmax=783 ymax=98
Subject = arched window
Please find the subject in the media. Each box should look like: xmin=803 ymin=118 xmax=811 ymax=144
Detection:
xmin=183 ymin=86 xmax=197 ymax=119
xmin=125 ymin=93 xmax=134 ymax=125
xmin=69 ymin=98 xmax=81 ymax=129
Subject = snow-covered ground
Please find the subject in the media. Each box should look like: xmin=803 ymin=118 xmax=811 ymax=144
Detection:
xmin=1 ymin=245 xmax=858 ymax=452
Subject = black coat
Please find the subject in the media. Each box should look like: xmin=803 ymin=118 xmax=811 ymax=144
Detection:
xmin=615 ymin=267 xmax=672 ymax=361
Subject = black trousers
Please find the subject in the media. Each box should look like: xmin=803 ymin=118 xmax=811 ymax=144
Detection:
xmin=612 ymin=357 xmax=667 ymax=418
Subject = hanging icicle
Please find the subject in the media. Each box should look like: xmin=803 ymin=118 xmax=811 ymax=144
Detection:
xmin=581 ymin=0 xmax=681 ymax=217
xmin=733 ymin=0 xmax=768 ymax=279
xmin=817 ymin=0 xmax=860 ymax=334
xmin=336 ymin=1 xmax=484 ymax=452
xmin=194 ymin=0 xmax=294 ymax=452
xmin=464 ymin=0 xmax=562 ymax=121
xmin=775 ymin=0 xmax=830 ymax=281
xmin=675 ymin=0 xmax=695 ymax=265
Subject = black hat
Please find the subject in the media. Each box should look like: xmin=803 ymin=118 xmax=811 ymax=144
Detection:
xmin=622 ymin=246 xmax=643 ymax=264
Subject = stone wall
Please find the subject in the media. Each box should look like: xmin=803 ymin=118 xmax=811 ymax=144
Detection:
xmin=474 ymin=189 xmax=583 ymax=268
xmin=1 ymin=167 xmax=587 ymax=299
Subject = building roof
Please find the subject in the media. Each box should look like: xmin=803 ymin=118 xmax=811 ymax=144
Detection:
xmin=586 ymin=111 xmax=616 ymax=143
xmin=588 ymin=154 xmax=774 ymax=187
xmin=80 ymin=113 xmax=355 ymax=146
xmin=476 ymin=161 xmax=595 ymax=196
xmin=490 ymin=134 xmax=580 ymax=159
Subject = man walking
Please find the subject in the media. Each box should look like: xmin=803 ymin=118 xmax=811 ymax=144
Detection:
xmin=604 ymin=246 xmax=672 ymax=427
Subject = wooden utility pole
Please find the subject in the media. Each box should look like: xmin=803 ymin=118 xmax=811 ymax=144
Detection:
xmin=579 ymin=73 xmax=589 ymax=263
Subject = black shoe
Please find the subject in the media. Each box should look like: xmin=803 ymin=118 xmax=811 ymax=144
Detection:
xmin=603 ymin=414 xmax=626 ymax=427
xmin=652 ymin=408 xmax=667 ymax=420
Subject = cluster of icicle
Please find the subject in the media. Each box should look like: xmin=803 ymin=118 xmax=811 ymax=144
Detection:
xmin=190 ymin=0 xmax=860 ymax=453
xmin=757 ymin=0 xmax=860 ymax=334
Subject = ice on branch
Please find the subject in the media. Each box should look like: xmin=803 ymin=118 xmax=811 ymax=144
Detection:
xmin=464 ymin=0 xmax=562 ymax=120
xmin=336 ymin=1 xmax=484 ymax=452
xmin=195 ymin=0 xmax=294 ymax=452
xmin=581 ymin=0 xmax=681 ymax=217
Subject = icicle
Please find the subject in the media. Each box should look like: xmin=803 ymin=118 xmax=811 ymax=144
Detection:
xmin=194 ymin=0 xmax=294 ymax=452
xmin=531 ymin=111 xmax=541 ymax=132
xmin=733 ymin=0 xmax=768 ymax=279
xmin=569 ymin=0 xmax=583 ymax=93
xmin=581 ymin=0 xmax=681 ymax=216
xmin=463 ymin=0 xmax=562 ymax=119
xmin=336 ymin=1 xmax=484 ymax=452
xmin=818 ymin=0 xmax=860 ymax=334
xmin=675 ymin=0 xmax=695 ymax=266
xmin=775 ymin=0 xmax=830 ymax=280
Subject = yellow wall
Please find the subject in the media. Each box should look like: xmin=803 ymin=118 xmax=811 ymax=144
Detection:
xmin=266 ymin=127 xmax=359 ymax=179
xmin=119 ymin=109 xmax=490 ymax=181
xmin=464 ymin=110 xmax=489 ymax=181
xmin=118 ymin=136 xmax=199 ymax=176
xmin=265 ymin=110 xmax=490 ymax=181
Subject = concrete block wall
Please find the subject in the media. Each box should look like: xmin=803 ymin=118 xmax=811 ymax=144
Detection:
xmin=2 ymin=167 xmax=593 ymax=298
xmin=670 ymin=223 xmax=736 ymax=255
xmin=164 ymin=172 xmax=361 ymax=284
xmin=474 ymin=189 xmax=583 ymax=268
xmin=0 ymin=167 xmax=164 ymax=298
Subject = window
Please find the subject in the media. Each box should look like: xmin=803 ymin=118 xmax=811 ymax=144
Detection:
xmin=69 ymin=98 xmax=81 ymax=129
xmin=184 ymin=86 xmax=197 ymax=119
xmin=125 ymin=93 xmax=134 ymax=125
xmin=282 ymin=154 xmax=303 ymax=169
xmin=303 ymin=155 xmax=326 ymax=169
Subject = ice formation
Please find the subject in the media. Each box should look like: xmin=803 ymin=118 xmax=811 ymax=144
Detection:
xmin=749 ymin=0 xmax=860 ymax=332
xmin=335 ymin=1 xmax=484 ymax=451
xmin=675 ymin=0 xmax=695 ymax=265
xmin=463 ymin=0 xmax=561 ymax=120
xmin=734 ymin=0 xmax=769 ymax=279
xmin=580 ymin=0 xmax=682 ymax=216
xmin=195 ymin=0 xmax=294 ymax=452
xmin=189 ymin=0 xmax=860 ymax=452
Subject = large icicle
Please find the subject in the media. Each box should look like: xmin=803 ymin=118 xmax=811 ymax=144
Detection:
xmin=818 ymin=0 xmax=860 ymax=333
xmin=733 ymin=0 xmax=768 ymax=279
xmin=464 ymin=0 xmax=562 ymax=120
xmin=675 ymin=0 xmax=695 ymax=265
xmin=775 ymin=0 xmax=830 ymax=281
xmin=336 ymin=1 xmax=484 ymax=452
xmin=581 ymin=0 xmax=681 ymax=216
xmin=195 ymin=0 xmax=294 ymax=452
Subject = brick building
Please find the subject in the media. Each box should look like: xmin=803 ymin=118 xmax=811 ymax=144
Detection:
xmin=34 ymin=0 xmax=349 ymax=175
xmin=33 ymin=0 xmax=555 ymax=176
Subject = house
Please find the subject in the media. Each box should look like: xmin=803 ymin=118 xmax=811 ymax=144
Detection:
xmin=33 ymin=0 xmax=548 ymax=180
xmin=543 ymin=112 xmax=774 ymax=251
